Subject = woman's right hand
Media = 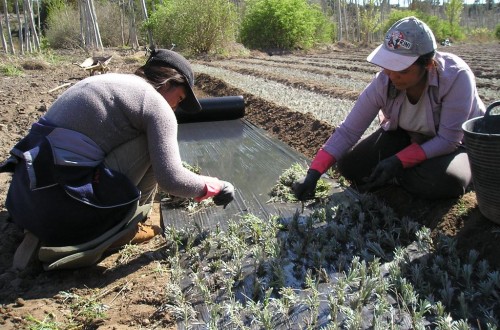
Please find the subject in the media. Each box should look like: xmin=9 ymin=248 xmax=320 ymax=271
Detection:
xmin=213 ymin=181 xmax=235 ymax=208
xmin=292 ymin=169 xmax=321 ymax=201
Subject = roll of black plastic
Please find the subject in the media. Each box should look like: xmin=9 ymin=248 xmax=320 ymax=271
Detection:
xmin=176 ymin=95 xmax=245 ymax=123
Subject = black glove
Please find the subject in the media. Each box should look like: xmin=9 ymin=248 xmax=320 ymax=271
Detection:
xmin=292 ymin=169 xmax=322 ymax=201
xmin=363 ymin=156 xmax=402 ymax=191
xmin=213 ymin=181 xmax=235 ymax=208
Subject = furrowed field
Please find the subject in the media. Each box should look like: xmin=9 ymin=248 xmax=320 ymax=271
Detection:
xmin=0 ymin=42 xmax=499 ymax=329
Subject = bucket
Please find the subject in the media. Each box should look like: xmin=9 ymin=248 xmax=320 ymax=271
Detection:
xmin=462 ymin=100 xmax=500 ymax=223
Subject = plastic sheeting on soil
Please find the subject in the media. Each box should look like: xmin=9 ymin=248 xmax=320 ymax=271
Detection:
xmin=161 ymin=119 xmax=344 ymax=231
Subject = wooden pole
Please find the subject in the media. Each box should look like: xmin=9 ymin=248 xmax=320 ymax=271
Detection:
xmin=89 ymin=0 xmax=103 ymax=50
xmin=2 ymin=0 xmax=15 ymax=54
xmin=128 ymin=0 xmax=139 ymax=49
xmin=139 ymin=0 xmax=153 ymax=49
xmin=23 ymin=0 xmax=40 ymax=51
xmin=15 ymin=0 xmax=24 ymax=55
xmin=0 ymin=18 xmax=7 ymax=54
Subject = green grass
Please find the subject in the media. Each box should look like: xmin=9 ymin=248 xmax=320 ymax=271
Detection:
xmin=0 ymin=63 xmax=24 ymax=76
xmin=25 ymin=290 xmax=108 ymax=329
xmin=25 ymin=314 xmax=60 ymax=330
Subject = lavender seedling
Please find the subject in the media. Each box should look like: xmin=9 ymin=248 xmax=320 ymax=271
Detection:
xmin=488 ymin=270 xmax=500 ymax=287
xmin=327 ymin=293 xmax=340 ymax=325
xmin=339 ymin=304 xmax=363 ymax=330
xmin=400 ymin=216 xmax=420 ymax=239
xmin=349 ymin=224 xmax=364 ymax=250
xmin=439 ymin=273 xmax=455 ymax=308
xmin=434 ymin=314 xmax=454 ymax=330
xmin=246 ymin=288 xmax=275 ymax=330
xmin=478 ymin=278 xmax=496 ymax=295
xmin=460 ymin=264 xmax=473 ymax=290
xmin=433 ymin=301 xmax=447 ymax=317
xmin=479 ymin=307 xmax=499 ymax=328
xmin=167 ymin=255 xmax=183 ymax=284
xmin=466 ymin=249 xmax=480 ymax=265
xmin=305 ymin=271 xmax=321 ymax=326
xmin=372 ymin=293 xmax=391 ymax=318
xmin=223 ymin=298 xmax=248 ymax=330
xmin=335 ymin=277 xmax=348 ymax=307
xmin=409 ymin=263 xmax=425 ymax=291
xmin=358 ymin=275 xmax=378 ymax=307
xmin=192 ymin=272 xmax=212 ymax=302
xmin=477 ymin=259 xmax=490 ymax=278
xmin=207 ymin=302 xmax=223 ymax=330
xmin=366 ymin=241 xmax=388 ymax=260
xmin=415 ymin=227 xmax=432 ymax=253
xmin=279 ymin=287 xmax=302 ymax=321
xmin=160 ymin=282 xmax=197 ymax=326
xmin=268 ymin=163 xmax=331 ymax=203
xmin=269 ymin=259 xmax=286 ymax=288
xmin=436 ymin=234 xmax=458 ymax=255
xmin=412 ymin=299 xmax=432 ymax=326
xmin=345 ymin=258 xmax=362 ymax=287
xmin=457 ymin=292 xmax=469 ymax=319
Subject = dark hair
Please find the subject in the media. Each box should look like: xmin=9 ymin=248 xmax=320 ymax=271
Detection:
xmin=414 ymin=50 xmax=436 ymax=68
xmin=134 ymin=63 xmax=187 ymax=91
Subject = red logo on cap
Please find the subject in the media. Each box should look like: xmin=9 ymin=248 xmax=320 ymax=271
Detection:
xmin=386 ymin=31 xmax=412 ymax=50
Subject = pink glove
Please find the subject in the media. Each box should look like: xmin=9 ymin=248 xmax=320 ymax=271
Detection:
xmin=195 ymin=177 xmax=222 ymax=202
xmin=396 ymin=143 xmax=427 ymax=168
xmin=310 ymin=148 xmax=336 ymax=174
xmin=195 ymin=178 xmax=235 ymax=208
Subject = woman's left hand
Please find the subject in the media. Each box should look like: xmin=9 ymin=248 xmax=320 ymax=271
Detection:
xmin=362 ymin=156 xmax=402 ymax=191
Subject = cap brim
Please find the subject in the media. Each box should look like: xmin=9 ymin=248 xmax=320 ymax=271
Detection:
xmin=367 ymin=44 xmax=418 ymax=71
xmin=179 ymin=83 xmax=202 ymax=113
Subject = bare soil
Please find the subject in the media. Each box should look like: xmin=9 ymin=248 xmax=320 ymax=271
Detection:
xmin=0 ymin=45 xmax=499 ymax=329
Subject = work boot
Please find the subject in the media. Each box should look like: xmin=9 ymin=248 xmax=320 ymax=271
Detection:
xmin=109 ymin=223 xmax=163 ymax=250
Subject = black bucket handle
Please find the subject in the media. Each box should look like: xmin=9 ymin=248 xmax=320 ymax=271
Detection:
xmin=476 ymin=100 xmax=500 ymax=134
xmin=485 ymin=100 xmax=500 ymax=117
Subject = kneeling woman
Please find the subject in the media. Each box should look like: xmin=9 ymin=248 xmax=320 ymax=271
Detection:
xmin=2 ymin=49 xmax=235 ymax=259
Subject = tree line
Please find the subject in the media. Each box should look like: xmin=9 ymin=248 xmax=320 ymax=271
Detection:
xmin=0 ymin=0 xmax=498 ymax=55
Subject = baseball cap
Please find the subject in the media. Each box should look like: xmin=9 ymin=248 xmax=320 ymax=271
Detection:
xmin=147 ymin=49 xmax=202 ymax=113
xmin=367 ymin=16 xmax=436 ymax=71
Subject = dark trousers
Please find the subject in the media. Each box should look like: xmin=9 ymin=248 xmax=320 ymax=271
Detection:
xmin=337 ymin=128 xmax=471 ymax=199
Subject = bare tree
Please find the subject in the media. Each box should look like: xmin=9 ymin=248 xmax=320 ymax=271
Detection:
xmin=0 ymin=16 xmax=7 ymax=54
xmin=338 ymin=0 xmax=343 ymax=40
xmin=2 ymin=0 xmax=15 ymax=54
xmin=15 ymin=0 xmax=23 ymax=54
xmin=139 ymin=0 xmax=153 ymax=48
xmin=78 ymin=0 xmax=103 ymax=50
xmin=18 ymin=0 xmax=40 ymax=52
xmin=128 ymin=0 xmax=139 ymax=49
xmin=119 ymin=0 xmax=126 ymax=46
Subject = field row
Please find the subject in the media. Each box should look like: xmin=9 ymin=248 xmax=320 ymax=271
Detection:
xmin=192 ymin=63 xmax=383 ymax=134
xmin=196 ymin=44 xmax=499 ymax=124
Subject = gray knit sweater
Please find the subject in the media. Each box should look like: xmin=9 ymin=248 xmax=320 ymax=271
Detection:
xmin=44 ymin=73 xmax=208 ymax=199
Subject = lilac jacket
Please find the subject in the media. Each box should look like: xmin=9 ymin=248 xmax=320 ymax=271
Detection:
xmin=322 ymin=51 xmax=486 ymax=160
